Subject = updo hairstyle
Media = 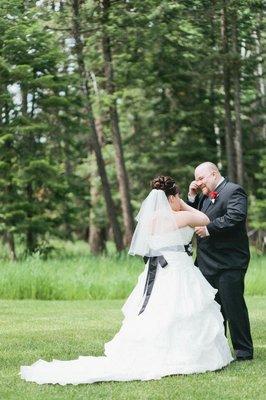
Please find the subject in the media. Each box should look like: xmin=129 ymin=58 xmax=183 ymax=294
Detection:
xmin=151 ymin=176 xmax=180 ymax=198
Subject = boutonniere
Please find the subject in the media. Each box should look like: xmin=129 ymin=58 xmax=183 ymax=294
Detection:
xmin=209 ymin=191 xmax=219 ymax=204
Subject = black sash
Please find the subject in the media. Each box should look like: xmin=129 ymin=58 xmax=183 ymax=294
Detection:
xmin=138 ymin=244 xmax=193 ymax=315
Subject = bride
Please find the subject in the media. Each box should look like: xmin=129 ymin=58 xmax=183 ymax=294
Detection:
xmin=20 ymin=176 xmax=233 ymax=384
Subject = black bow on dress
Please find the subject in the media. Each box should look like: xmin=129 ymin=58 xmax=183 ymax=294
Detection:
xmin=138 ymin=243 xmax=193 ymax=315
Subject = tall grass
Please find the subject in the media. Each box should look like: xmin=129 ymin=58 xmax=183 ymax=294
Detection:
xmin=0 ymin=240 xmax=264 ymax=300
xmin=245 ymin=251 xmax=265 ymax=296
xmin=0 ymin=241 xmax=143 ymax=300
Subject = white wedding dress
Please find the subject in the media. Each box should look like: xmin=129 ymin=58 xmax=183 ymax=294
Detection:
xmin=20 ymin=226 xmax=233 ymax=385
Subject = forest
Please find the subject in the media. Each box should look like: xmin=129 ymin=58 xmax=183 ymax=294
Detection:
xmin=0 ymin=0 xmax=265 ymax=259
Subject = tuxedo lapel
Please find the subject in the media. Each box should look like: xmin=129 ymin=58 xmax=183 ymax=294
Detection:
xmin=201 ymin=197 xmax=211 ymax=213
xmin=215 ymin=178 xmax=228 ymax=195
xmin=201 ymin=178 xmax=229 ymax=214
xmin=198 ymin=195 xmax=207 ymax=211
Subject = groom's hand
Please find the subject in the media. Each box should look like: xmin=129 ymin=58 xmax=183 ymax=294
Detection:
xmin=195 ymin=226 xmax=209 ymax=238
xmin=188 ymin=181 xmax=199 ymax=198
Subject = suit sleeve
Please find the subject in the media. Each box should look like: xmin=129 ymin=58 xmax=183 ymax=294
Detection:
xmin=207 ymin=187 xmax=248 ymax=236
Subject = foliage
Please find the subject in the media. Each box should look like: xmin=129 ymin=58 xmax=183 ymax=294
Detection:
xmin=249 ymin=150 xmax=266 ymax=230
xmin=0 ymin=0 xmax=264 ymax=255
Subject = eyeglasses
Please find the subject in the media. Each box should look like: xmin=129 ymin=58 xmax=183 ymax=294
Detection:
xmin=195 ymin=172 xmax=214 ymax=183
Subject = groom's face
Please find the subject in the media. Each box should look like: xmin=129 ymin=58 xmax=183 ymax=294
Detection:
xmin=195 ymin=167 xmax=217 ymax=195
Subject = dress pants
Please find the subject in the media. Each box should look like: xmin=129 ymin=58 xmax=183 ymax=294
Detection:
xmin=203 ymin=269 xmax=253 ymax=358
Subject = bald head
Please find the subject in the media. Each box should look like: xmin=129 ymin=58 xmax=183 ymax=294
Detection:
xmin=194 ymin=162 xmax=222 ymax=195
xmin=195 ymin=162 xmax=220 ymax=175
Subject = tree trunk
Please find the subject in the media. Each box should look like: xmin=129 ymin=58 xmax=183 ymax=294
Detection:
xmin=30 ymin=92 xmax=36 ymax=118
xmin=252 ymin=19 xmax=265 ymax=139
xmin=210 ymin=0 xmax=222 ymax=169
xmin=1 ymin=101 xmax=17 ymax=260
xmin=71 ymin=0 xmax=123 ymax=251
xmin=100 ymin=0 xmax=134 ymax=246
xmin=221 ymin=3 xmax=236 ymax=181
xmin=89 ymin=118 xmax=106 ymax=254
xmin=89 ymin=152 xmax=106 ymax=255
xmin=26 ymin=183 xmax=37 ymax=253
xmin=89 ymin=223 xmax=106 ymax=254
xmin=63 ymin=140 xmax=73 ymax=240
xmin=232 ymin=11 xmax=244 ymax=186
xmin=4 ymin=232 xmax=17 ymax=261
xmin=21 ymin=85 xmax=28 ymax=116
xmin=21 ymin=85 xmax=37 ymax=253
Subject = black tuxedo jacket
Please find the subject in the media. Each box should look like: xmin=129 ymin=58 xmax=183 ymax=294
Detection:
xmin=187 ymin=179 xmax=250 ymax=275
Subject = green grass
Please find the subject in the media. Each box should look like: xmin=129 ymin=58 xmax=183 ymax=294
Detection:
xmin=0 ymin=240 xmax=265 ymax=300
xmin=0 ymin=241 xmax=143 ymax=300
xmin=0 ymin=296 xmax=265 ymax=400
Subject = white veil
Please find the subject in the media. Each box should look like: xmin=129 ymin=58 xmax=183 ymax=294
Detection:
xmin=128 ymin=189 xmax=181 ymax=257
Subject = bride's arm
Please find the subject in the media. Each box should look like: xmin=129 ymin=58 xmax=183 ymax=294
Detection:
xmin=175 ymin=211 xmax=210 ymax=228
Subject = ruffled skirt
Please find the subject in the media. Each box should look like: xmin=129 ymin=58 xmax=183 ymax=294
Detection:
xmin=20 ymin=252 xmax=233 ymax=384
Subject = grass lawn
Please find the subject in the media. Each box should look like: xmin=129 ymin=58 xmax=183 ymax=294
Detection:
xmin=0 ymin=296 xmax=265 ymax=400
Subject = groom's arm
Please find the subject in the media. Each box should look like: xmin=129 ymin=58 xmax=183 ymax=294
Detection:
xmin=207 ymin=187 xmax=248 ymax=235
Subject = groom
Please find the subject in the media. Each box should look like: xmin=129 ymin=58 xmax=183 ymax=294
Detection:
xmin=187 ymin=162 xmax=253 ymax=361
